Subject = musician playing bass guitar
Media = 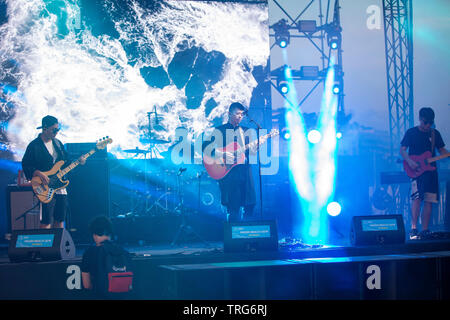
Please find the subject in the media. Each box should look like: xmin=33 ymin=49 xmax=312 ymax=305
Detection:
xmin=22 ymin=115 xmax=86 ymax=229
xmin=400 ymin=107 xmax=449 ymax=240
xmin=202 ymin=103 xmax=257 ymax=222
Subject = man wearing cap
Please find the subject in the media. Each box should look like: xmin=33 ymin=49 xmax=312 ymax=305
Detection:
xmin=400 ymin=107 xmax=448 ymax=240
xmin=22 ymin=115 xmax=85 ymax=229
xmin=203 ymin=102 xmax=257 ymax=222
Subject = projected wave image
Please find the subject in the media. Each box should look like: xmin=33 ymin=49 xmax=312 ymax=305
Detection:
xmin=0 ymin=0 xmax=269 ymax=160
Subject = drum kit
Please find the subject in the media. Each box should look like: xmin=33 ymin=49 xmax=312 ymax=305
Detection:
xmin=116 ymin=109 xmax=209 ymax=245
xmin=121 ymin=109 xmax=175 ymax=216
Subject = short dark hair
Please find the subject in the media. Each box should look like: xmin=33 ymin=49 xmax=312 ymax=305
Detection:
xmin=88 ymin=216 xmax=113 ymax=236
xmin=229 ymin=102 xmax=246 ymax=113
xmin=419 ymin=107 xmax=434 ymax=121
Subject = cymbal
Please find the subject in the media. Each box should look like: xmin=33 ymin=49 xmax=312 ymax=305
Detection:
xmin=123 ymin=148 xmax=149 ymax=154
xmin=141 ymin=138 xmax=170 ymax=144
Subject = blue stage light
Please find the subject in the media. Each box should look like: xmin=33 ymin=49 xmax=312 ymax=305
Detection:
xmin=281 ymin=128 xmax=291 ymax=140
xmin=336 ymin=132 xmax=342 ymax=139
xmin=327 ymin=201 xmax=341 ymax=216
xmin=332 ymin=84 xmax=340 ymax=94
xmin=279 ymin=82 xmax=289 ymax=94
xmin=307 ymin=129 xmax=321 ymax=144
xmin=330 ymin=40 xmax=338 ymax=49
xmin=279 ymin=39 xmax=288 ymax=48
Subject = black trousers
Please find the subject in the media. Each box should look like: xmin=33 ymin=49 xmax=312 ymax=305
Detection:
xmin=41 ymin=194 xmax=67 ymax=225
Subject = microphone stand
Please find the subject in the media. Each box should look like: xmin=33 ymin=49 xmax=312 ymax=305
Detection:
xmin=246 ymin=113 xmax=263 ymax=220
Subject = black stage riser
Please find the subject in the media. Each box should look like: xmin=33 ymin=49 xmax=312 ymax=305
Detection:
xmin=0 ymin=253 xmax=449 ymax=300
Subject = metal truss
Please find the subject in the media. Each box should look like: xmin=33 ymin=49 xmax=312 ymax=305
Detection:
xmin=382 ymin=0 xmax=414 ymax=156
xmin=269 ymin=0 xmax=345 ymax=114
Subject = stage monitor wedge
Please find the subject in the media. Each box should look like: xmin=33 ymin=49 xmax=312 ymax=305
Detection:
xmin=350 ymin=214 xmax=405 ymax=246
xmin=224 ymin=220 xmax=278 ymax=253
xmin=8 ymin=228 xmax=76 ymax=263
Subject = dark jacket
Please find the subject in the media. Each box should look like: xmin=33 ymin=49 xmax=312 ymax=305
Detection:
xmin=21 ymin=134 xmax=68 ymax=180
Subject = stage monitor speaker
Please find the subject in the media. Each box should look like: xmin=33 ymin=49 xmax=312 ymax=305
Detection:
xmin=224 ymin=220 xmax=278 ymax=253
xmin=8 ymin=228 xmax=76 ymax=263
xmin=350 ymin=214 xmax=405 ymax=246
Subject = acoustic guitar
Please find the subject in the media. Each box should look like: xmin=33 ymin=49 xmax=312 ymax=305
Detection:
xmin=31 ymin=137 xmax=112 ymax=203
xmin=203 ymin=129 xmax=278 ymax=180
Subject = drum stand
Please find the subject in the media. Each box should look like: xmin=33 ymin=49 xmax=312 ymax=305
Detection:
xmin=171 ymin=168 xmax=208 ymax=247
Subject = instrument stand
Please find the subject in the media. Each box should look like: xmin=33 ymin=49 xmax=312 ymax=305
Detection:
xmin=248 ymin=116 xmax=264 ymax=220
xmin=171 ymin=168 xmax=209 ymax=247
xmin=15 ymin=199 xmax=40 ymax=230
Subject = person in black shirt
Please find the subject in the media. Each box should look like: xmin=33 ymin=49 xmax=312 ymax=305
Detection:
xmin=203 ymin=103 xmax=257 ymax=222
xmin=81 ymin=216 xmax=133 ymax=298
xmin=400 ymin=107 xmax=448 ymax=239
xmin=22 ymin=115 xmax=85 ymax=229
xmin=81 ymin=216 xmax=113 ymax=292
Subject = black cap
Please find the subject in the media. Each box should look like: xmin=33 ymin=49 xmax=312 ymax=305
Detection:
xmin=37 ymin=115 xmax=58 ymax=129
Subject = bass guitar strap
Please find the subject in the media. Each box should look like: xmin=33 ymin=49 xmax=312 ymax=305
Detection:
xmin=431 ymin=129 xmax=435 ymax=155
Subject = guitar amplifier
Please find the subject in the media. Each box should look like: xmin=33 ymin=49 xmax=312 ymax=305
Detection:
xmin=6 ymin=185 xmax=41 ymax=233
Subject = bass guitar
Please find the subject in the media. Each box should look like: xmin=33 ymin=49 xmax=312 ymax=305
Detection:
xmin=203 ymin=129 xmax=279 ymax=180
xmin=403 ymin=151 xmax=450 ymax=178
xmin=31 ymin=137 xmax=112 ymax=203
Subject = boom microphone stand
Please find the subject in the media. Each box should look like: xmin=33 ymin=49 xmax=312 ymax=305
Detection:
xmin=245 ymin=112 xmax=263 ymax=220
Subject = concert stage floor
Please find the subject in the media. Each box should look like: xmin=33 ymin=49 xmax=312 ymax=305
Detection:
xmin=0 ymin=237 xmax=450 ymax=300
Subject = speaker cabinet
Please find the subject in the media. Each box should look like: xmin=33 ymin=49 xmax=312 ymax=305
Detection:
xmin=66 ymin=158 xmax=110 ymax=242
xmin=8 ymin=228 xmax=76 ymax=262
xmin=6 ymin=186 xmax=41 ymax=232
xmin=350 ymin=214 xmax=405 ymax=246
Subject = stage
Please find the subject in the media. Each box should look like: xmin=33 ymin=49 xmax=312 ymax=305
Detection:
xmin=1 ymin=236 xmax=449 ymax=300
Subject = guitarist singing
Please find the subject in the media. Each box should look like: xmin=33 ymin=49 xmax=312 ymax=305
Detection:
xmin=400 ymin=107 xmax=448 ymax=240
xmin=203 ymin=103 xmax=257 ymax=222
xmin=22 ymin=115 xmax=86 ymax=229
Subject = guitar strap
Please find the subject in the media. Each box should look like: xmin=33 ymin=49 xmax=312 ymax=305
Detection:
xmin=431 ymin=129 xmax=435 ymax=155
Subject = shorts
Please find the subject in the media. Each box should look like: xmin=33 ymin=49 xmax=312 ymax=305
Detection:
xmin=41 ymin=194 xmax=67 ymax=225
xmin=410 ymin=170 xmax=439 ymax=203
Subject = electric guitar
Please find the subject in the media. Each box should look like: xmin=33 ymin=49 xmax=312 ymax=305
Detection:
xmin=31 ymin=137 xmax=112 ymax=203
xmin=203 ymin=129 xmax=279 ymax=180
xmin=403 ymin=151 xmax=450 ymax=178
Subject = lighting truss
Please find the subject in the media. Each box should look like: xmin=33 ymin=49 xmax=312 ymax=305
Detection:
xmin=382 ymin=0 xmax=414 ymax=156
xmin=269 ymin=0 xmax=345 ymax=114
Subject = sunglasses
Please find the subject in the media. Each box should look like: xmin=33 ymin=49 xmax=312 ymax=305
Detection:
xmin=46 ymin=127 xmax=60 ymax=133
xmin=422 ymin=120 xmax=434 ymax=125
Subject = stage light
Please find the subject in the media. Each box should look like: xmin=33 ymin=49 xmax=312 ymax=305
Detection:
xmin=278 ymin=38 xmax=288 ymax=48
xmin=336 ymin=132 xmax=342 ymax=139
xmin=327 ymin=201 xmax=341 ymax=216
xmin=278 ymin=81 xmax=289 ymax=94
xmin=272 ymin=19 xmax=291 ymax=49
xmin=330 ymin=38 xmax=339 ymax=49
xmin=281 ymin=128 xmax=291 ymax=140
xmin=297 ymin=20 xmax=317 ymax=33
xmin=332 ymin=83 xmax=340 ymax=94
xmin=307 ymin=129 xmax=321 ymax=144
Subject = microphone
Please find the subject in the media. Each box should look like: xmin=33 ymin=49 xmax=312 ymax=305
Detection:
xmin=178 ymin=167 xmax=187 ymax=175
